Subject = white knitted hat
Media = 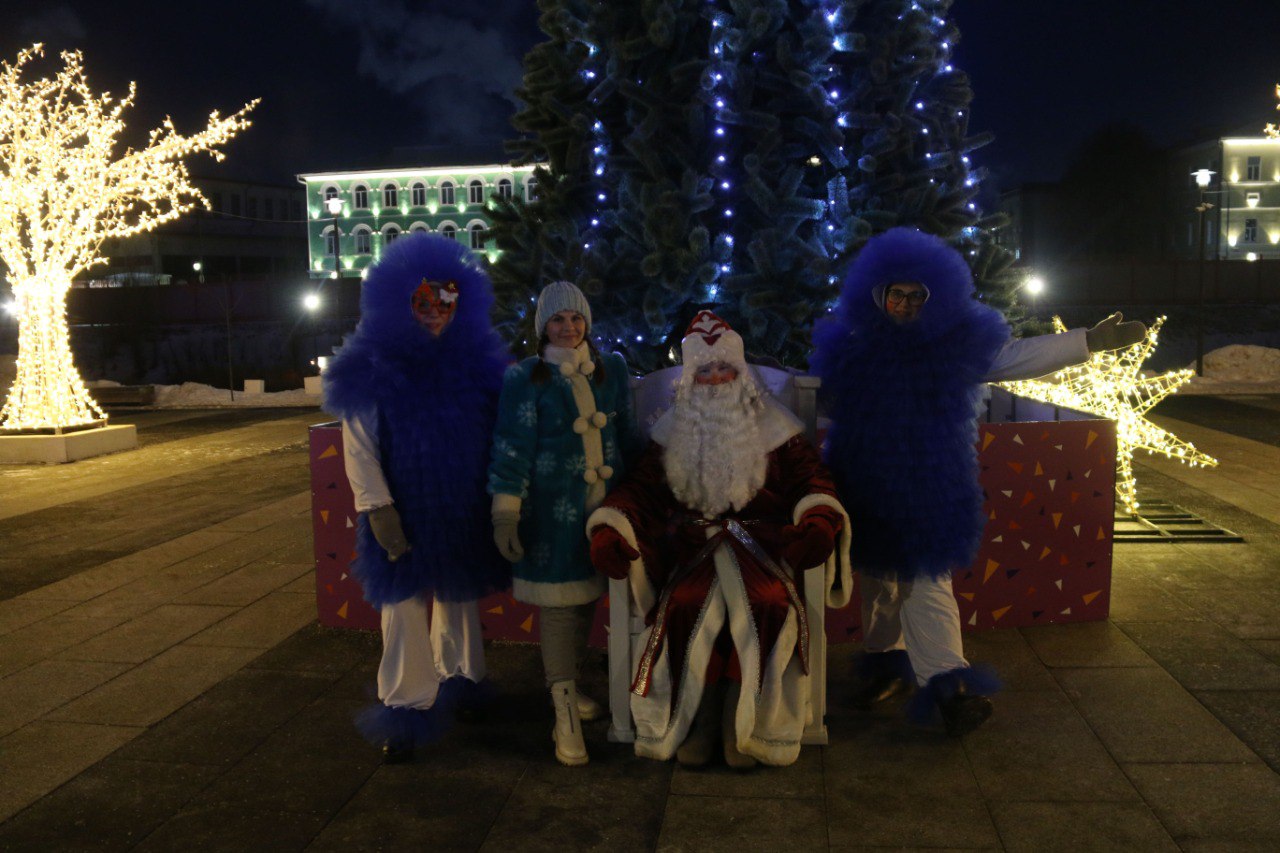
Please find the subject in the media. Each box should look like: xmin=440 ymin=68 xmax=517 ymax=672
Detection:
xmin=534 ymin=281 xmax=592 ymax=336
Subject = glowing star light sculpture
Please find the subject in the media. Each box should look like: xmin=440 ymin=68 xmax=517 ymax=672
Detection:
xmin=0 ymin=44 xmax=256 ymax=430
xmin=998 ymin=316 xmax=1217 ymax=515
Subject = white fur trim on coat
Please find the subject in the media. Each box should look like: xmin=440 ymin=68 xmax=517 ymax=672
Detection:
xmin=586 ymin=505 xmax=655 ymax=614
xmin=792 ymin=492 xmax=854 ymax=609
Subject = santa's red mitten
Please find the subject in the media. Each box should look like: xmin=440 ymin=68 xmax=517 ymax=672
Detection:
xmin=782 ymin=507 xmax=841 ymax=569
xmin=590 ymin=526 xmax=639 ymax=579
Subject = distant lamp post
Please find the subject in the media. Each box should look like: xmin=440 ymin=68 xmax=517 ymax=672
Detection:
xmin=303 ymin=292 xmax=322 ymax=313
xmin=324 ymin=196 xmax=343 ymax=281
xmin=1192 ymin=168 xmax=1216 ymax=376
xmin=1025 ymin=274 xmax=1046 ymax=315
xmin=302 ymin=292 xmax=322 ymax=373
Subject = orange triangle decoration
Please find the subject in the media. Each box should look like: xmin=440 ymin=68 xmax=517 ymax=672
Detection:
xmin=1008 ymin=462 xmax=1025 ymax=474
xmin=1048 ymin=479 xmax=1056 ymax=491
xmin=346 ymin=516 xmax=354 ymax=528
xmin=1040 ymin=430 xmax=1050 ymax=441
xmin=992 ymin=606 xmax=1011 ymax=622
xmin=325 ymin=584 xmax=334 ymax=594
xmin=1052 ymin=512 xmax=1063 ymax=529
xmin=1021 ymin=491 xmax=1037 ymax=507
xmin=337 ymin=601 xmax=349 ymax=619
xmin=520 ymin=614 xmax=535 ymax=633
xmin=1009 ymin=520 xmax=1021 ymax=530
xmin=1082 ymin=590 xmax=1102 ymax=605
xmin=1059 ymin=554 xmax=1070 ymax=566
xmin=1097 ymin=527 xmax=1106 ymax=541
xmin=1073 ymin=525 xmax=1081 ymax=537
xmin=319 ymin=445 xmax=338 ymax=459
xmin=991 ymin=535 xmax=1003 ymax=543
xmin=1055 ymin=579 xmax=1063 ymax=590
xmin=1070 ymin=491 xmax=1081 ymax=504
xmin=1085 ymin=430 xmax=1098 ymax=449
xmin=982 ymin=432 xmax=996 ymax=451
xmin=1061 ymin=607 xmax=1072 ymax=615
xmin=1013 ymin=433 xmax=1024 ymax=445
xmin=958 ymin=592 xmax=976 ymax=601
xmin=983 ymin=559 xmax=1001 ymax=583
xmin=989 ymin=509 xmax=997 ymax=520
xmin=320 ymin=510 xmax=330 ymax=525
xmin=1039 ymin=546 xmax=1052 ymax=560
xmin=968 ymin=611 xmax=978 ymax=626
xmin=1027 ymin=586 xmax=1037 ymax=596
xmin=487 ymin=605 xmax=505 ymax=615
xmin=1034 ymin=462 xmax=1044 ymax=476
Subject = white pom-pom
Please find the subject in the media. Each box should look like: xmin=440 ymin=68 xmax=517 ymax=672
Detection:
xmin=581 ymin=360 xmax=597 ymax=375
xmin=559 ymin=361 xmax=575 ymax=377
xmin=583 ymin=469 xmax=599 ymax=484
xmin=573 ymin=417 xmax=589 ymax=434
xmin=598 ymin=465 xmax=614 ymax=480
xmin=590 ymin=411 xmax=608 ymax=428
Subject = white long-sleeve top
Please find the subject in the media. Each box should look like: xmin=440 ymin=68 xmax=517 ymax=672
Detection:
xmin=983 ymin=327 xmax=1089 ymax=383
xmin=342 ymin=411 xmax=393 ymax=512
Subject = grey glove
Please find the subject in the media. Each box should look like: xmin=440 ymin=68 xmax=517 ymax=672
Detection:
xmin=1086 ymin=312 xmax=1146 ymax=352
xmin=492 ymin=509 xmax=524 ymax=563
xmin=367 ymin=503 xmax=409 ymax=562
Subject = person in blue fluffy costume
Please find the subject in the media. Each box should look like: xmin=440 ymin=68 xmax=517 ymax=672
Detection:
xmin=323 ymin=233 xmax=511 ymax=763
xmin=811 ymin=227 xmax=1144 ymax=735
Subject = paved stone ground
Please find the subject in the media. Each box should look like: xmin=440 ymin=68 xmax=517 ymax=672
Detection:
xmin=1 ymin=402 xmax=1278 ymax=851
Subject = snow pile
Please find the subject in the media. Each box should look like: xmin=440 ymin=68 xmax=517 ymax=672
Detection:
xmin=1181 ymin=345 xmax=1280 ymax=394
xmin=151 ymin=381 xmax=319 ymax=408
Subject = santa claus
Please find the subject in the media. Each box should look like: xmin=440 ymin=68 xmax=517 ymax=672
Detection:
xmin=587 ymin=312 xmax=852 ymax=768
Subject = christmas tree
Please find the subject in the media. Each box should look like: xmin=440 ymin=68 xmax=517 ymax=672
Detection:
xmin=491 ymin=0 xmax=1028 ymax=368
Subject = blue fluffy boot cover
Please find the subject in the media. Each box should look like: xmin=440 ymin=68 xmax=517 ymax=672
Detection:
xmin=354 ymin=701 xmax=454 ymax=749
xmin=856 ymin=649 xmax=915 ymax=684
xmin=905 ymin=665 xmax=1002 ymax=725
xmin=438 ymin=675 xmax=496 ymax=716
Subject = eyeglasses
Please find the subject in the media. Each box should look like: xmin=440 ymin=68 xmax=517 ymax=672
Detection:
xmin=885 ymin=288 xmax=928 ymax=306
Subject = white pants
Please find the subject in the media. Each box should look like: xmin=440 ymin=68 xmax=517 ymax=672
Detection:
xmin=860 ymin=573 xmax=968 ymax=685
xmin=378 ymin=596 xmax=485 ymax=710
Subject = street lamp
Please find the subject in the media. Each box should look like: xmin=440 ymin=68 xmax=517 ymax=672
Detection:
xmin=324 ymin=196 xmax=343 ymax=281
xmin=1192 ymin=168 xmax=1216 ymax=376
xmin=1024 ymin=274 xmax=1045 ymax=316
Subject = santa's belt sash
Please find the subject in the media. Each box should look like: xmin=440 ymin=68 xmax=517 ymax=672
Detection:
xmin=631 ymin=518 xmax=809 ymax=697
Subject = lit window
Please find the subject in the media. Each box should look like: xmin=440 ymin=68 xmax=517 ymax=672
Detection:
xmin=384 ymin=225 xmax=400 ymax=244
xmin=1247 ymin=156 xmax=1262 ymax=181
xmin=323 ymin=185 xmax=339 ymax=203
xmin=411 ymin=223 xmax=428 ymax=234
xmin=497 ymin=178 xmax=513 ymax=200
xmin=440 ymin=224 xmax=457 ymax=240
xmin=1244 ymin=218 xmax=1258 ymax=243
xmin=411 ymin=182 xmax=427 ymax=206
xmin=1247 ymin=192 xmax=1261 ymax=208
xmin=355 ymin=227 xmax=372 ymax=254
xmin=383 ymin=182 xmax=398 ymax=208
xmin=324 ymin=226 xmax=338 ymax=256
xmin=469 ymin=223 xmax=486 ymax=249
xmin=526 ymin=177 xmax=538 ymax=201
xmin=353 ymin=184 xmax=369 ymax=209
xmin=439 ymin=182 xmax=456 ymax=206
xmin=468 ymin=180 xmax=485 ymax=205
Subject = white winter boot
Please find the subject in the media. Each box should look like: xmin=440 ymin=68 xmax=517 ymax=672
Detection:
xmin=676 ymin=682 xmax=722 ymax=767
xmin=722 ymin=681 xmax=757 ymax=770
xmin=576 ymin=690 xmax=605 ymax=722
xmin=550 ymin=680 xmax=588 ymax=766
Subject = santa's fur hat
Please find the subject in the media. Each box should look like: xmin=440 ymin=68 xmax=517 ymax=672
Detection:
xmin=677 ymin=310 xmax=759 ymax=396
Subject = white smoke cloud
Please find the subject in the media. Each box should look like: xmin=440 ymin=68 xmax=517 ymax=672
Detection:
xmin=306 ymin=0 xmax=528 ymax=142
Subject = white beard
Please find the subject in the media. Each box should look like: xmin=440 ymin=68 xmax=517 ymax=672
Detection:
xmin=661 ymin=381 xmax=771 ymax=518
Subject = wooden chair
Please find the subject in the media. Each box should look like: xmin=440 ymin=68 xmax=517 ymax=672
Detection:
xmin=606 ymin=365 xmax=829 ymax=745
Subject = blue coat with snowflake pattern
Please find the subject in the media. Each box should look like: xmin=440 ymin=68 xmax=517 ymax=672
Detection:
xmin=488 ymin=351 xmax=638 ymax=606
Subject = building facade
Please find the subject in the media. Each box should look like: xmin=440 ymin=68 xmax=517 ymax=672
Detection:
xmin=1172 ymin=135 xmax=1280 ymax=262
xmin=297 ymin=163 xmax=537 ymax=279
xmin=89 ymin=176 xmax=307 ymax=286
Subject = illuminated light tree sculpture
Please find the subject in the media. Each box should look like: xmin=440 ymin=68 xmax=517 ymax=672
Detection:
xmin=1265 ymin=83 xmax=1279 ymax=139
xmin=0 ymin=44 xmax=256 ymax=431
xmin=998 ymin=316 xmax=1218 ymax=516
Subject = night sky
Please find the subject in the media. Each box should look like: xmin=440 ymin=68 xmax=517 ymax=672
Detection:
xmin=2 ymin=0 xmax=1278 ymax=192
